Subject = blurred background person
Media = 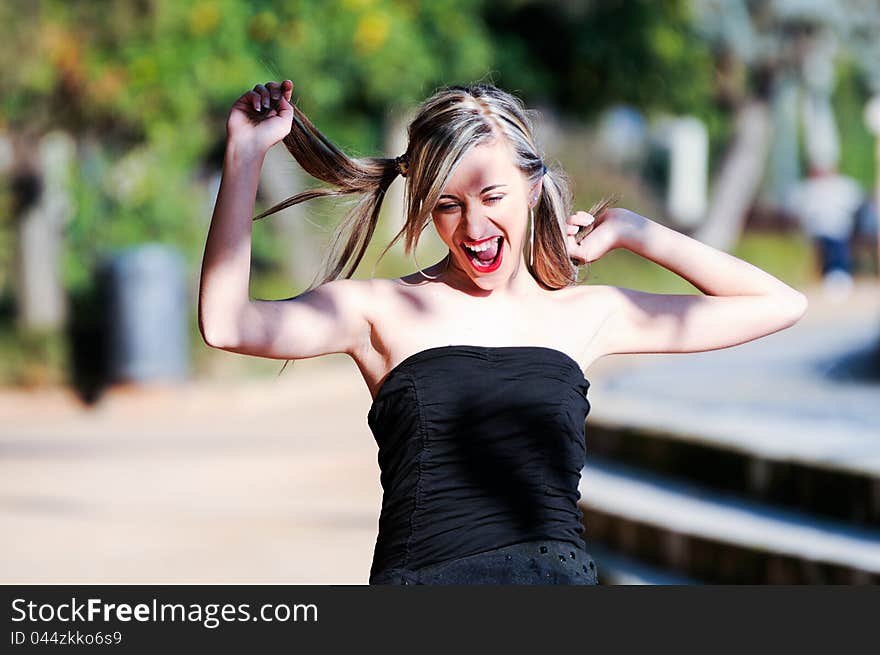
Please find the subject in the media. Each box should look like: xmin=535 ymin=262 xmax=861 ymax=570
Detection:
xmin=785 ymin=165 xmax=865 ymax=300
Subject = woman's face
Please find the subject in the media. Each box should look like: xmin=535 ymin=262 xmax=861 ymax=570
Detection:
xmin=430 ymin=138 xmax=540 ymax=290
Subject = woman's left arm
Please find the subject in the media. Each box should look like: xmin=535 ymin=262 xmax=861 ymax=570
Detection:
xmin=570 ymin=209 xmax=809 ymax=357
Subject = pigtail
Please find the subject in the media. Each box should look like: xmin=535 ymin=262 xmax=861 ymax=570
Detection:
xmin=252 ymin=100 xmax=402 ymax=377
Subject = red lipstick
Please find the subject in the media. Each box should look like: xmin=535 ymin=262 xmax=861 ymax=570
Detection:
xmin=459 ymin=236 xmax=504 ymax=273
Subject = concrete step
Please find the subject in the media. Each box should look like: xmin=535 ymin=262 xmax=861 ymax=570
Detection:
xmin=585 ymin=415 xmax=880 ymax=530
xmin=584 ymin=312 xmax=880 ymax=530
xmin=586 ymin=542 xmax=702 ymax=585
xmin=578 ymin=456 xmax=880 ymax=584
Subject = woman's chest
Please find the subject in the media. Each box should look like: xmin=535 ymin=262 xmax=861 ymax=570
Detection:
xmin=356 ymin=283 xmax=606 ymax=400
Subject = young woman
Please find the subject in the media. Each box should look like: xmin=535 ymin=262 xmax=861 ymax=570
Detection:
xmin=198 ymin=80 xmax=808 ymax=585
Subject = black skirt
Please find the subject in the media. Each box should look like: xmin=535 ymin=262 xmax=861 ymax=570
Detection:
xmin=369 ymin=539 xmax=599 ymax=585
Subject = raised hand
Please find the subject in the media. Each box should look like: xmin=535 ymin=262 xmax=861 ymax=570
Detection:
xmin=226 ymin=79 xmax=295 ymax=155
xmin=565 ymin=207 xmax=641 ymax=265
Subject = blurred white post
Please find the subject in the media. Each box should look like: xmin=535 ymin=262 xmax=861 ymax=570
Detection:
xmin=597 ymin=105 xmax=647 ymax=172
xmin=801 ymin=91 xmax=840 ymax=170
xmin=800 ymin=35 xmax=840 ymax=171
xmin=0 ymin=132 xmax=12 ymax=292
xmin=764 ymin=74 xmax=802 ymax=206
xmin=864 ymin=95 xmax=880 ymax=277
xmin=665 ymin=117 xmax=708 ymax=229
xmin=15 ymin=131 xmax=74 ymax=330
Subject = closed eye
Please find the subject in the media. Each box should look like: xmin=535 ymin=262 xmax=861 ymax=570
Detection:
xmin=435 ymin=196 xmax=504 ymax=212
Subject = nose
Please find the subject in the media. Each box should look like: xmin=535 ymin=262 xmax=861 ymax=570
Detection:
xmin=460 ymin=201 xmax=493 ymax=236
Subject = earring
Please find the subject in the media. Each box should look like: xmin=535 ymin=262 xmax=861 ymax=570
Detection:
xmin=412 ymin=243 xmax=449 ymax=280
xmin=529 ymin=207 xmax=535 ymax=267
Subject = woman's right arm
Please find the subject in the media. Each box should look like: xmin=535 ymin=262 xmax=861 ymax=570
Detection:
xmin=197 ymin=80 xmax=370 ymax=360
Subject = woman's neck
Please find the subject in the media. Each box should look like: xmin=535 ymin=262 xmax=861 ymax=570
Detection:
xmin=433 ymin=251 xmax=544 ymax=299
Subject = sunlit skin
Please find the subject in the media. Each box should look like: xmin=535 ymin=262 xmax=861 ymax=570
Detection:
xmin=201 ymin=78 xmax=808 ymax=387
xmin=428 ymin=138 xmax=544 ymax=298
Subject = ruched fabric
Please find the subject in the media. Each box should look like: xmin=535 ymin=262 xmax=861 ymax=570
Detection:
xmin=366 ymin=345 xmax=592 ymax=584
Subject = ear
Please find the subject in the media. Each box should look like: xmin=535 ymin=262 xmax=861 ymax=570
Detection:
xmin=528 ymin=179 xmax=543 ymax=209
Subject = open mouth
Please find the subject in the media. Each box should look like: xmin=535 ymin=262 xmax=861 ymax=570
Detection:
xmin=460 ymin=236 xmax=504 ymax=273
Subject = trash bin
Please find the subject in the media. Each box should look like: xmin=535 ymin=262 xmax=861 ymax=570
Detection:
xmin=102 ymin=243 xmax=190 ymax=384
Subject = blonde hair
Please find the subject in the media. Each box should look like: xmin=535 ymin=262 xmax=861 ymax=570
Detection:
xmin=252 ymin=82 xmax=614 ymax=373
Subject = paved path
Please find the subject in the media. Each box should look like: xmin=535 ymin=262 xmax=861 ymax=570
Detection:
xmin=0 ymin=357 xmax=381 ymax=583
xmin=0 ymin=278 xmax=876 ymax=583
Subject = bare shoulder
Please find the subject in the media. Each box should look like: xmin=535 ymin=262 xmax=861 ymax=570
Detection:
xmin=365 ymin=273 xmax=439 ymax=310
xmin=344 ymin=275 xmax=421 ymax=390
xmin=291 ymin=276 xmax=376 ymax=320
xmin=326 ymin=276 xmax=377 ymax=304
xmin=361 ymin=275 xmax=403 ymax=311
xmin=343 ymin=275 xmax=411 ymax=343
xmin=562 ymin=282 xmax=620 ymax=314
xmin=560 ymin=283 xmax=627 ymax=363
xmin=322 ymin=276 xmax=387 ymax=331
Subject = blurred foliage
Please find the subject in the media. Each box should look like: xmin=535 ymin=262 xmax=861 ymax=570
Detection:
xmin=586 ymin=230 xmax=813 ymax=294
xmin=0 ymin=0 xmax=861 ymax=386
xmin=482 ymin=0 xmax=732 ymax=166
xmin=0 ymin=0 xmax=496 ymax=297
xmin=484 ymin=0 xmax=716 ymax=118
xmin=0 ymin=323 xmax=68 ymax=387
xmin=834 ymin=56 xmax=875 ymax=190
xmin=0 ymin=0 xmax=735 ymax=298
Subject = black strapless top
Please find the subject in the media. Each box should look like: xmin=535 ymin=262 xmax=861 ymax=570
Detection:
xmin=366 ymin=344 xmax=591 ymax=581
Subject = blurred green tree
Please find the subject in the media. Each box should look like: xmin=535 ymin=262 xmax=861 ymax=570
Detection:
xmin=0 ymin=0 xmax=495 ymax=307
xmin=482 ymin=0 xmax=717 ymax=122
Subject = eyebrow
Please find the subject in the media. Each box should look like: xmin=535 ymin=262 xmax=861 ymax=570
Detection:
xmin=439 ymin=184 xmax=507 ymax=199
